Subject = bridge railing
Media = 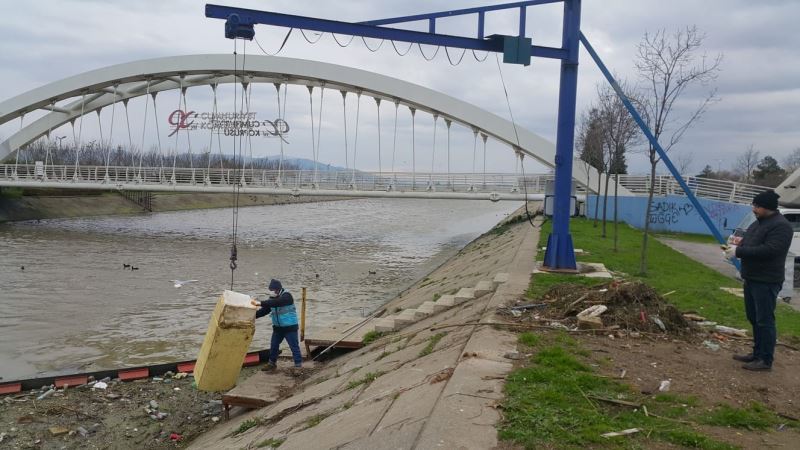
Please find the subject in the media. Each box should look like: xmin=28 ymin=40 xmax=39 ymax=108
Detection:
xmin=1 ymin=164 xmax=577 ymax=194
xmin=616 ymin=174 xmax=768 ymax=205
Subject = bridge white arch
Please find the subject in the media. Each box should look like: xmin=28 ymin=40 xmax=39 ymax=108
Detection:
xmin=0 ymin=54 xmax=616 ymax=197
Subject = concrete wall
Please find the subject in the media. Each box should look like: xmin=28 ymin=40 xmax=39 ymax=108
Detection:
xmin=587 ymin=194 xmax=751 ymax=237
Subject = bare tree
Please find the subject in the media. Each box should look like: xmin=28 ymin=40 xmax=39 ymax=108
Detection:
xmin=673 ymin=151 xmax=694 ymax=176
xmin=635 ymin=26 xmax=722 ymax=275
xmin=782 ymin=147 xmax=800 ymax=174
xmin=596 ymin=82 xmax=639 ymax=247
xmin=735 ymin=145 xmax=760 ymax=183
xmin=576 ymin=107 xmax=605 ymax=227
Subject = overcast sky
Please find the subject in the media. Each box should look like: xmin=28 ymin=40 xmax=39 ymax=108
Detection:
xmin=1 ymin=0 xmax=798 ymax=175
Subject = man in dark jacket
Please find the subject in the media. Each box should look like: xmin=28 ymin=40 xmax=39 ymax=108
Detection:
xmin=726 ymin=190 xmax=793 ymax=371
xmin=250 ymin=279 xmax=303 ymax=371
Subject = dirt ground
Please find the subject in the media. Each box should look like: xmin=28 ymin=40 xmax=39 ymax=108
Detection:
xmin=0 ymin=366 xmax=265 ymax=449
xmin=502 ymin=278 xmax=800 ymax=449
xmin=577 ymin=331 xmax=800 ymax=448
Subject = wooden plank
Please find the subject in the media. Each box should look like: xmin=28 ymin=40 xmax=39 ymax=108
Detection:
xmin=222 ymin=371 xmax=295 ymax=411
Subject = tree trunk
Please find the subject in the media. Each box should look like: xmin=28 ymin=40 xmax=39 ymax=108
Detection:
xmin=593 ymin=170 xmax=602 ymax=227
xmin=602 ymin=168 xmax=611 ymax=238
xmin=614 ymin=173 xmax=619 ymax=252
xmin=639 ymin=158 xmax=657 ymax=275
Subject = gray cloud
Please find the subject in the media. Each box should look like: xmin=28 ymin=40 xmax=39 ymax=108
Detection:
xmin=1 ymin=0 xmax=798 ymax=176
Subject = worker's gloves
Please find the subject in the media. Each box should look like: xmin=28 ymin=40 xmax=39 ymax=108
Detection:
xmin=250 ymin=298 xmax=261 ymax=308
xmin=723 ymin=245 xmax=737 ymax=260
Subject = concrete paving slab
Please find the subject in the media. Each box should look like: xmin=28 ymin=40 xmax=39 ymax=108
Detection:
xmin=373 ymin=317 xmax=397 ymax=333
xmin=340 ymin=419 xmax=424 ymax=450
xmin=437 ymin=294 xmax=456 ymax=307
xmin=279 ymin=396 xmax=393 ymax=450
xmin=474 ymin=280 xmax=494 ymax=297
xmin=454 ymin=288 xmax=475 ymax=304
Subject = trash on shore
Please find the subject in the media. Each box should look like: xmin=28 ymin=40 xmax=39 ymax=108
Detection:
xmin=601 ymin=428 xmax=640 ymax=438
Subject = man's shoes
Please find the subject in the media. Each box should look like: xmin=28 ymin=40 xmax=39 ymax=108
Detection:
xmin=261 ymin=362 xmax=277 ymax=372
xmin=732 ymin=353 xmax=757 ymax=363
xmin=742 ymin=359 xmax=772 ymax=371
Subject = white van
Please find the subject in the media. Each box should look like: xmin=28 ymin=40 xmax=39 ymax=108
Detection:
xmin=727 ymin=207 xmax=800 ymax=292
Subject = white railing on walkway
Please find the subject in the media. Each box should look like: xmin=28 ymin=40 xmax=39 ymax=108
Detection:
xmin=0 ymin=164 xmax=579 ymax=195
xmin=615 ymin=174 xmax=768 ymax=205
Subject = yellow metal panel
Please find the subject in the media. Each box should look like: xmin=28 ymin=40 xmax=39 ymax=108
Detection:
xmin=194 ymin=290 xmax=257 ymax=392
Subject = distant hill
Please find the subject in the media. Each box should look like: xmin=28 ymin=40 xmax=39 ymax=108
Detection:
xmin=248 ymin=155 xmax=349 ymax=172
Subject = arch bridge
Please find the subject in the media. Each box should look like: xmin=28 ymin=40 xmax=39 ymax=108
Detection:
xmin=0 ymin=54 xmax=614 ymax=201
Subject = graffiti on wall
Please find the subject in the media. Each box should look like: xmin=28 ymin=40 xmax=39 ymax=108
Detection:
xmin=649 ymin=201 xmax=694 ymax=224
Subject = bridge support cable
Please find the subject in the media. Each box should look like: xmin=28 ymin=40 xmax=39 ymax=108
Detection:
xmin=123 ymin=99 xmax=135 ymax=178
xmin=43 ymin=102 xmax=55 ymax=180
xmin=73 ymin=94 xmax=85 ymax=181
xmin=169 ymin=75 xmax=184 ymax=185
xmin=315 ymin=85 xmax=325 ymax=188
xmin=205 ymin=79 xmax=217 ymax=184
xmin=340 ymin=90 xmax=349 ymax=175
xmin=307 ymin=86 xmax=317 ymax=188
xmin=445 ymin=119 xmax=452 ymax=190
xmin=470 ymin=128 xmax=478 ymax=192
xmin=180 ymin=84 xmax=196 ymax=182
xmin=242 ymin=82 xmax=253 ymax=186
xmin=137 ymin=80 xmax=151 ymax=182
xmin=390 ymin=100 xmax=399 ymax=190
xmin=151 ymin=92 xmax=166 ymax=183
xmin=350 ymin=91 xmax=362 ymax=188
xmin=103 ymin=85 xmax=118 ymax=183
xmin=410 ymin=107 xmax=416 ymax=191
xmin=429 ymin=113 xmax=438 ymax=191
xmin=481 ymin=133 xmax=488 ymax=188
xmin=274 ymin=82 xmax=286 ymax=187
xmin=375 ymin=97 xmax=382 ymax=189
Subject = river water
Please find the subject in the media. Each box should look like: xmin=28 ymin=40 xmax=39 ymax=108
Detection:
xmin=0 ymin=198 xmax=518 ymax=380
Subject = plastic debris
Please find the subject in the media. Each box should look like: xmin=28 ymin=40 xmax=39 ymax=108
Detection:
xmin=36 ymin=388 xmax=55 ymax=401
xmin=658 ymin=380 xmax=671 ymax=392
xmin=703 ymin=340 xmax=720 ymax=351
xmin=170 ymin=433 xmax=183 ymax=441
xmin=577 ymin=304 xmax=608 ymax=318
xmin=92 ymin=382 xmax=108 ymax=390
xmin=601 ymin=428 xmax=640 ymax=438
xmin=652 ymin=317 xmax=666 ymax=332
xmin=715 ymin=325 xmax=748 ymax=337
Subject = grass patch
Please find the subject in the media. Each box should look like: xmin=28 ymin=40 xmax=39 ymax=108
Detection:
xmin=0 ymin=187 xmax=24 ymax=199
xmin=231 ymin=418 xmax=261 ymax=436
xmin=305 ymin=412 xmax=332 ymax=429
xmin=257 ymin=437 xmax=285 ymax=448
xmin=418 ymin=332 xmax=447 ymax=357
xmin=346 ymin=371 xmax=384 ymax=390
xmin=362 ymin=330 xmax=385 ymax=345
xmin=517 ymin=332 xmax=541 ymax=347
xmin=700 ymin=402 xmax=793 ymax=430
xmin=532 ymin=218 xmax=800 ymax=339
xmin=433 ymin=293 xmax=441 ymax=302
xmin=499 ymin=335 xmax=735 ymax=450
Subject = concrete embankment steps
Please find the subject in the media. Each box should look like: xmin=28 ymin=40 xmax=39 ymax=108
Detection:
xmin=321 ymin=274 xmax=510 ymax=338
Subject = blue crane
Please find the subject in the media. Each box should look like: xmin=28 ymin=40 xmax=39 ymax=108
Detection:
xmin=205 ymin=0 xmax=728 ymax=272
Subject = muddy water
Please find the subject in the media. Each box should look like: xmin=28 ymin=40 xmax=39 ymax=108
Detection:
xmin=0 ymin=198 xmax=518 ymax=380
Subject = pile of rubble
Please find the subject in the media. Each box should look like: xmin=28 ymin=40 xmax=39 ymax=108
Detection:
xmin=512 ymin=281 xmax=692 ymax=335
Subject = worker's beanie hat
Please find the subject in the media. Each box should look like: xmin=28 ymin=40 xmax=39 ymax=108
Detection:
xmin=268 ymin=279 xmax=282 ymax=291
xmin=753 ymin=190 xmax=780 ymax=210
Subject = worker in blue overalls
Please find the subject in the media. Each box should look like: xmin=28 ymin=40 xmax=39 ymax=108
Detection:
xmin=251 ymin=279 xmax=303 ymax=373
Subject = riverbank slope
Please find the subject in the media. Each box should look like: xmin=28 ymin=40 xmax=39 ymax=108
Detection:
xmin=187 ymin=205 xmax=540 ymax=449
